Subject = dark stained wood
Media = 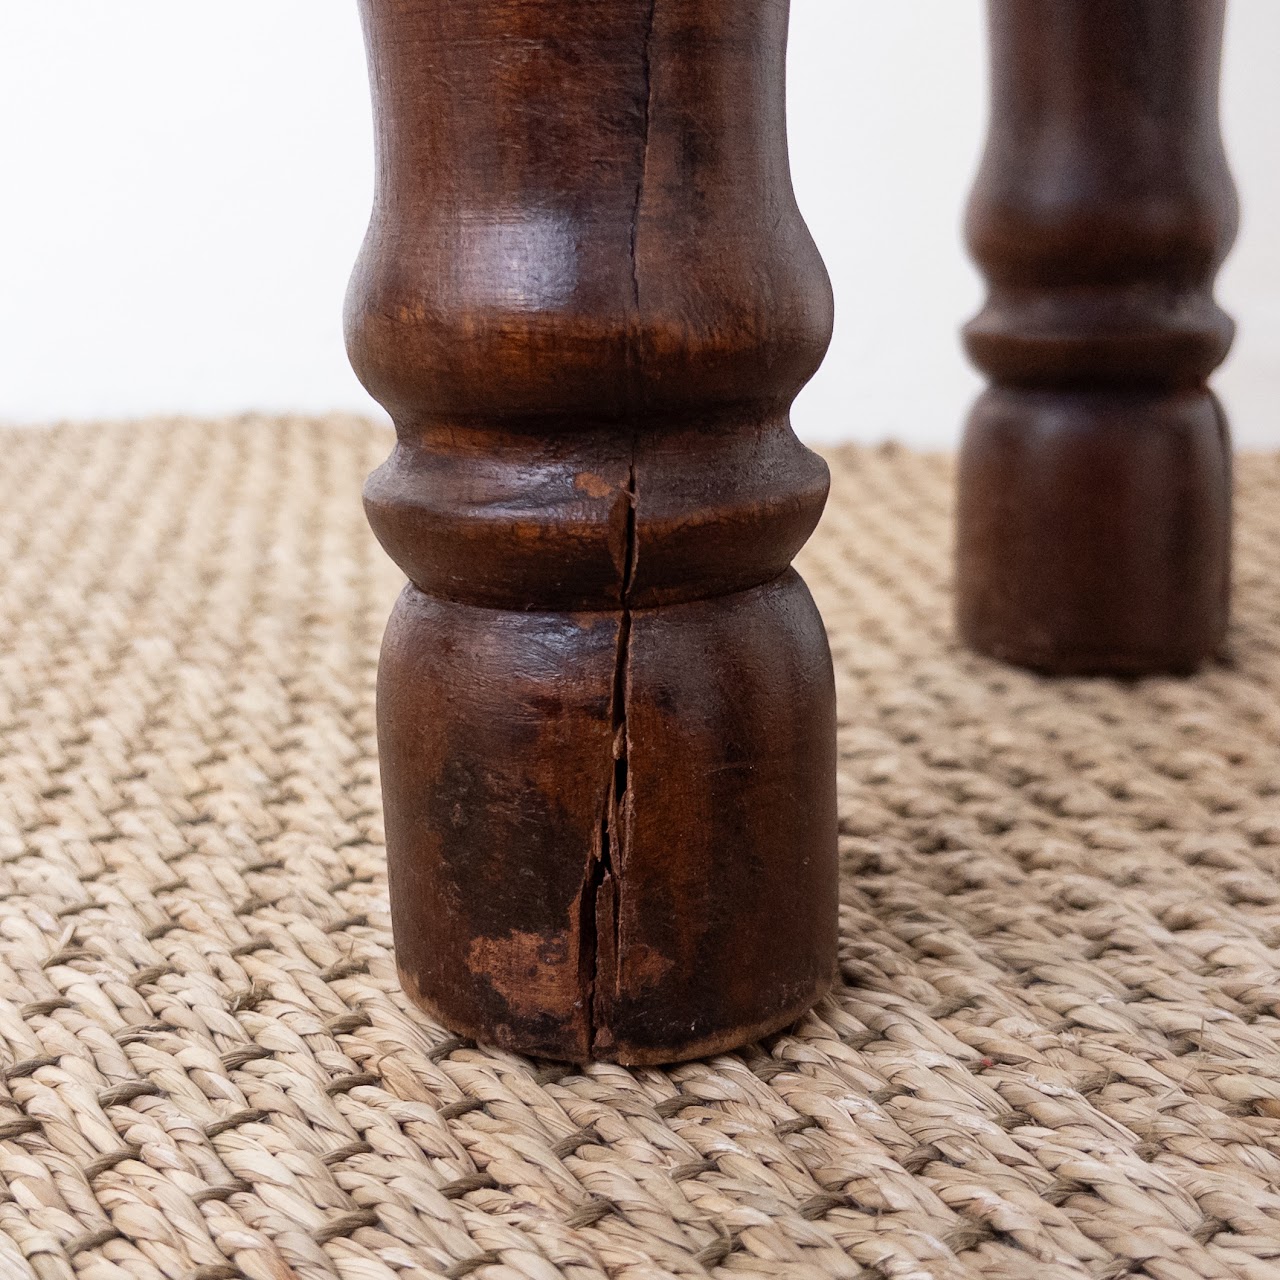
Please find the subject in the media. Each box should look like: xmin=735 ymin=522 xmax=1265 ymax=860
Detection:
xmin=347 ymin=0 xmax=837 ymax=1064
xmin=957 ymin=0 xmax=1238 ymax=674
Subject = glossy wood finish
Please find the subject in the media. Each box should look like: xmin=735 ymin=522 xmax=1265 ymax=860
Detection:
xmin=347 ymin=0 xmax=837 ymax=1064
xmin=957 ymin=0 xmax=1238 ymax=674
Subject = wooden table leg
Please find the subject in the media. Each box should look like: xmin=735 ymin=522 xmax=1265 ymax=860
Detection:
xmin=346 ymin=0 xmax=837 ymax=1064
xmin=957 ymin=0 xmax=1238 ymax=674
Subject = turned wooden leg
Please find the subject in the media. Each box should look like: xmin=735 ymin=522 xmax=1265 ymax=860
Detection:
xmin=346 ymin=1 xmax=837 ymax=1064
xmin=957 ymin=0 xmax=1238 ymax=674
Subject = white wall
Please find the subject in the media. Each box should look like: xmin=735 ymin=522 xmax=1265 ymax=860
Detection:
xmin=0 ymin=2 xmax=1276 ymax=446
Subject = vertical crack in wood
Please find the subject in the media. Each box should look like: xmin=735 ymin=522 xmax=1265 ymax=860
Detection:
xmin=628 ymin=0 xmax=655 ymax=314
xmin=583 ymin=0 xmax=652 ymax=1057
xmin=582 ymin=459 xmax=637 ymax=1057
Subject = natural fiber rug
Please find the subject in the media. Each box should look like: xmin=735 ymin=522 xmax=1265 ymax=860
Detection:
xmin=2 ymin=416 xmax=1280 ymax=1280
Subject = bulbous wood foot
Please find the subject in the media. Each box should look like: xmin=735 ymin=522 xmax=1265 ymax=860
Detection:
xmin=957 ymin=387 xmax=1230 ymax=675
xmin=378 ymin=572 xmax=836 ymax=1065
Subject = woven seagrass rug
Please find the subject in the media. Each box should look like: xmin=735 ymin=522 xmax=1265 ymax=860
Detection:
xmin=3 ymin=416 xmax=1280 ymax=1280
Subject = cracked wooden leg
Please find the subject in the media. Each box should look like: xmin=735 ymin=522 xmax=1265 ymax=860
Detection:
xmin=957 ymin=0 xmax=1238 ymax=674
xmin=347 ymin=0 xmax=837 ymax=1063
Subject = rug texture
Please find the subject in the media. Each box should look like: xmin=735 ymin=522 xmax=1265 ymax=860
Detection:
xmin=2 ymin=416 xmax=1280 ymax=1280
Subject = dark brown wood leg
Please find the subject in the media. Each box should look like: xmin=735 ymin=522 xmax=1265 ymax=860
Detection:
xmin=346 ymin=0 xmax=837 ymax=1064
xmin=957 ymin=0 xmax=1238 ymax=674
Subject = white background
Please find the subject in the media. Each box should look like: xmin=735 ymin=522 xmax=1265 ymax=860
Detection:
xmin=0 ymin=2 xmax=1276 ymax=446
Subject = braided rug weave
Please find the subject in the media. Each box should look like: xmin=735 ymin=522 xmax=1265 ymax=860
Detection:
xmin=3 ymin=416 xmax=1280 ymax=1280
